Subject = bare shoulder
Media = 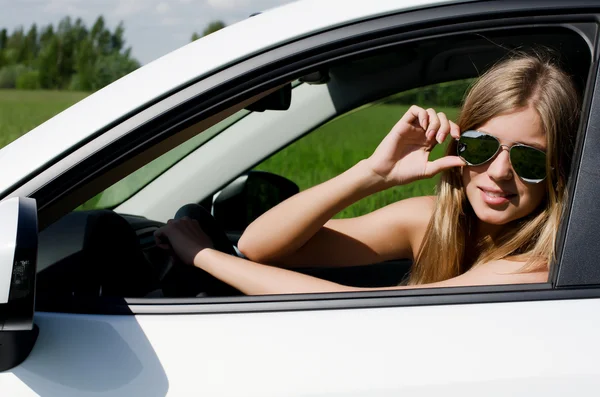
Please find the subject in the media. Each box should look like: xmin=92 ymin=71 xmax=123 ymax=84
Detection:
xmin=345 ymin=195 xmax=435 ymax=231
xmin=373 ymin=195 xmax=435 ymax=216
xmin=324 ymin=195 xmax=436 ymax=261
xmin=362 ymin=195 xmax=436 ymax=258
xmin=332 ymin=195 xmax=435 ymax=224
xmin=378 ymin=195 xmax=435 ymax=231
xmin=390 ymin=195 xmax=436 ymax=212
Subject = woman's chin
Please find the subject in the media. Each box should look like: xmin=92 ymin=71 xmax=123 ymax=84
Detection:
xmin=471 ymin=206 xmax=516 ymax=226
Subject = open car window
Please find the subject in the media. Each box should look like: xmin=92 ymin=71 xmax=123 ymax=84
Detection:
xmin=30 ymin=19 xmax=593 ymax=310
xmin=253 ymin=80 xmax=472 ymax=219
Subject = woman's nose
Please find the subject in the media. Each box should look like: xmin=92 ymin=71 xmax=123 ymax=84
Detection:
xmin=487 ymin=147 xmax=513 ymax=181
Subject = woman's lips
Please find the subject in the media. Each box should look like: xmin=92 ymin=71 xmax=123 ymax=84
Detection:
xmin=478 ymin=187 xmax=516 ymax=205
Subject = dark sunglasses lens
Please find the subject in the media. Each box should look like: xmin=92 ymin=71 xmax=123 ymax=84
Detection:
xmin=510 ymin=146 xmax=546 ymax=182
xmin=457 ymin=133 xmax=499 ymax=165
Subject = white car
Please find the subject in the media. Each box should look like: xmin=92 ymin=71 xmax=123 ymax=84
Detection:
xmin=2 ymin=0 xmax=600 ymax=395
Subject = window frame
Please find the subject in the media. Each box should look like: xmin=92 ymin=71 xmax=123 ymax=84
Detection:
xmin=16 ymin=1 xmax=600 ymax=314
xmin=554 ymin=56 xmax=600 ymax=287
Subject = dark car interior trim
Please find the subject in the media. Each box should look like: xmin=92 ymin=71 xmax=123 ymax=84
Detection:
xmin=35 ymin=284 xmax=600 ymax=315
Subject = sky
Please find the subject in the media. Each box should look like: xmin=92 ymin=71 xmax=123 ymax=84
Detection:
xmin=1 ymin=0 xmax=297 ymax=64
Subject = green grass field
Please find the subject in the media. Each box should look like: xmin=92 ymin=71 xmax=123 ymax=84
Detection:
xmin=0 ymin=89 xmax=459 ymax=219
xmin=0 ymin=90 xmax=89 ymax=148
xmin=255 ymin=103 xmax=459 ymax=218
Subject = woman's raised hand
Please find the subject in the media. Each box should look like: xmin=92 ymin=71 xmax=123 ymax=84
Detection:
xmin=365 ymin=105 xmax=465 ymax=187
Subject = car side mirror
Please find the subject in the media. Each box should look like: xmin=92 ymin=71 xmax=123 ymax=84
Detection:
xmin=212 ymin=171 xmax=299 ymax=239
xmin=0 ymin=197 xmax=39 ymax=372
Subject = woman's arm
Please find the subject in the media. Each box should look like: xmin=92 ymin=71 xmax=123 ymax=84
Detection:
xmin=194 ymin=249 xmax=547 ymax=295
xmin=238 ymin=106 xmax=464 ymax=268
xmin=155 ymin=218 xmax=548 ymax=296
xmin=238 ymin=160 xmax=399 ymax=265
xmin=248 ymin=190 xmax=436 ymax=268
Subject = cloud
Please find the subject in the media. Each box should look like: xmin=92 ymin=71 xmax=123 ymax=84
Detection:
xmin=160 ymin=17 xmax=182 ymax=26
xmin=114 ymin=0 xmax=148 ymax=17
xmin=205 ymin=0 xmax=294 ymax=16
xmin=156 ymin=2 xmax=170 ymax=14
xmin=42 ymin=0 xmax=89 ymax=16
xmin=206 ymin=0 xmax=251 ymax=11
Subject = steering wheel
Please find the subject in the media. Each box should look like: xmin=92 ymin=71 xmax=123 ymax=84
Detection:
xmin=159 ymin=203 xmax=242 ymax=297
xmin=174 ymin=203 xmax=238 ymax=256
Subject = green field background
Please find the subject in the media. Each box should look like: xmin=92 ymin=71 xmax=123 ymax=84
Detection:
xmin=255 ymin=103 xmax=458 ymax=218
xmin=0 ymin=89 xmax=459 ymax=218
xmin=0 ymin=90 xmax=88 ymax=147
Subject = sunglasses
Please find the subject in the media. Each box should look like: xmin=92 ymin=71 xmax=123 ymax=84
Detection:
xmin=456 ymin=130 xmax=547 ymax=184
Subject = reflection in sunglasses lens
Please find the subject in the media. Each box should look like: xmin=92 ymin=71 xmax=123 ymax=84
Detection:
xmin=457 ymin=131 xmax=546 ymax=182
xmin=510 ymin=145 xmax=546 ymax=181
xmin=458 ymin=134 xmax=499 ymax=165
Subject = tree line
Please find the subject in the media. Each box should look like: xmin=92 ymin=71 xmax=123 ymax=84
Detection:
xmin=0 ymin=16 xmax=226 ymax=92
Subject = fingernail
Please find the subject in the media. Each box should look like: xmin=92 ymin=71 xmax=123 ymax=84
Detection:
xmin=427 ymin=130 xmax=435 ymax=139
xmin=436 ymin=134 xmax=443 ymax=144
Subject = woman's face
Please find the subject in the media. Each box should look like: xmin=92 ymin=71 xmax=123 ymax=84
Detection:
xmin=461 ymin=106 xmax=547 ymax=232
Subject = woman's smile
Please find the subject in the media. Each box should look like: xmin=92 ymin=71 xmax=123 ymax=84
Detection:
xmin=478 ymin=186 xmax=516 ymax=205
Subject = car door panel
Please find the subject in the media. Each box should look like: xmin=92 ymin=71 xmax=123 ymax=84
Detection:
xmin=3 ymin=298 xmax=600 ymax=396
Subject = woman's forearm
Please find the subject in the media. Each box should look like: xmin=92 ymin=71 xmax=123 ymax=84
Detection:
xmin=195 ymin=249 xmax=360 ymax=295
xmin=237 ymin=160 xmax=388 ymax=263
xmin=193 ymin=250 xmax=549 ymax=295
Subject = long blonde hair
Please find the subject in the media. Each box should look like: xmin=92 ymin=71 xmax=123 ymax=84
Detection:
xmin=408 ymin=53 xmax=581 ymax=285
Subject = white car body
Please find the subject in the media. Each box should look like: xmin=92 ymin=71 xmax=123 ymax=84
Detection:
xmin=2 ymin=0 xmax=600 ymax=396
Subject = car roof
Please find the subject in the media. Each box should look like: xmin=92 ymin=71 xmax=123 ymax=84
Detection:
xmin=0 ymin=0 xmax=465 ymax=195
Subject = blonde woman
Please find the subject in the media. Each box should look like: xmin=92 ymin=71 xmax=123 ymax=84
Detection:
xmin=155 ymin=53 xmax=580 ymax=295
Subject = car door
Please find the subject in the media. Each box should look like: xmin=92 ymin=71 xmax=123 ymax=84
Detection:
xmin=3 ymin=2 xmax=600 ymax=396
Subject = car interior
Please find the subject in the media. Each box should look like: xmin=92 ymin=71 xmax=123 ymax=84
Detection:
xmin=34 ymin=25 xmax=592 ymax=308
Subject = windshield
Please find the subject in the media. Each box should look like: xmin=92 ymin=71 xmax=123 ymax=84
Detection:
xmin=77 ymin=109 xmax=249 ymax=210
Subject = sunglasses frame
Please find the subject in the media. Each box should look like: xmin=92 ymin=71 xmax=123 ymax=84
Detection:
xmin=456 ymin=130 xmax=548 ymax=184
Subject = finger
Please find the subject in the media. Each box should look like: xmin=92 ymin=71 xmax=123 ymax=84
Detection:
xmin=436 ymin=112 xmax=451 ymax=144
xmin=401 ymin=105 xmax=428 ymax=130
xmin=179 ymin=216 xmax=193 ymax=229
xmin=424 ymin=155 xmax=466 ymax=177
xmin=178 ymin=215 xmax=199 ymax=227
xmin=425 ymin=108 xmax=440 ymax=141
xmin=185 ymin=218 xmax=202 ymax=233
xmin=449 ymin=120 xmax=461 ymax=140
xmin=153 ymin=229 xmax=171 ymax=250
